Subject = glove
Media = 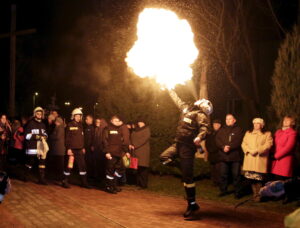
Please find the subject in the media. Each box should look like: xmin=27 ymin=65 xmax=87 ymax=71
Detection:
xmin=35 ymin=135 xmax=41 ymax=140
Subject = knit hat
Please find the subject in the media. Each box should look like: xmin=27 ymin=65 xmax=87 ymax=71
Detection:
xmin=212 ymin=119 xmax=221 ymax=124
xmin=252 ymin=118 xmax=265 ymax=127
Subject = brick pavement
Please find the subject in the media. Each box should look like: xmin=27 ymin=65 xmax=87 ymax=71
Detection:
xmin=0 ymin=179 xmax=285 ymax=228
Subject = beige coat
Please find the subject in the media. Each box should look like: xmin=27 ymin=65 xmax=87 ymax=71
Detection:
xmin=242 ymin=131 xmax=273 ymax=173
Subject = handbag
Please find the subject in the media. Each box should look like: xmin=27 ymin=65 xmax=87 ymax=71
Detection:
xmin=129 ymin=157 xmax=138 ymax=169
xmin=129 ymin=148 xmax=138 ymax=170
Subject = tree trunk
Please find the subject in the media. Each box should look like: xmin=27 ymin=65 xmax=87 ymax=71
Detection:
xmin=199 ymin=59 xmax=208 ymax=99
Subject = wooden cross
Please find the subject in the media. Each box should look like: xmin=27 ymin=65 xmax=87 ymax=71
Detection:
xmin=0 ymin=4 xmax=36 ymax=117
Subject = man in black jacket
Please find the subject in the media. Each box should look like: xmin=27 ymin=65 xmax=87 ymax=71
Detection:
xmin=103 ymin=116 xmax=130 ymax=194
xmin=206 ymin=119 xmax=222 ymax=186
xmin=215 ymin=114 xmax=243 ymax=197
xmin=24 ymin=107 xmax=48 ymax=184
xmin=84 ymin=115 xmax=95 ymax=179
xmin=62 ymin=108 xmax=90 ymax=189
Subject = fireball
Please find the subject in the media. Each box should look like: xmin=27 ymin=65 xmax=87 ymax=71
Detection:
xmin=126 ymin=8 xmax=199 ymax=89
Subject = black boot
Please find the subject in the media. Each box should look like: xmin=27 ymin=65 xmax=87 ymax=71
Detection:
xmin=114 ymin=178 xmax=122 ymax=192
xmin=80 ymin=175 xmax=92 ymax=189
xmin=22 ymin=166 xmax=30 ymax=182
xmin=184 ymin=202 xmax=200 ymax=218
xmin=38 ymin=168 xmax=48 ymax=185
xmin=62 ymin=176 xmax=70 ymax=188
xmin=105 ymin=179 xmax=117 ymax=194
xmin=183 ymin=185 xmax=199 ymax=218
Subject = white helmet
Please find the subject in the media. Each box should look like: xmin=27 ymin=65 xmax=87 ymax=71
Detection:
xmin=33 ymin=107 xmax=44 ymax=115
xmin=71 ymin=108 xmax=83 ymax=119
xmin=194 ymin=99 xmax=213 ymax=115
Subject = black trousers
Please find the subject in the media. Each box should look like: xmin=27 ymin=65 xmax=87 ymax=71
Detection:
xmin=105 ymin=156 xmax=124 ymax=180
xmin=64 ymin=149 xmax=87 ymax=177
xmin=46 ymin=155 xmax=64 ymax=181
xmin=0 ymin=154 xmax=7 ymax=172
xmin=177 ymin=142 xmax=197 ymax=204
xmin=219 ymin=161 xmax=241 ymax=193
xmin=26 ymin=154 xmax=46 ymax=170
xmin=210 ymin=162 xmax=221 ymax=185
xmin=97 ymin=152 xmax=106 ymax=181
xmin=85 ymin=149 xmax=97 ymax=178
xmin=177 ymin=143 xmax=197 ymax=185
xmin=137 ymin=166 xmax=149 ymax=188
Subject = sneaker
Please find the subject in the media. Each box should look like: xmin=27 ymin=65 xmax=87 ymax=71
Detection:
xmin=183 ymin=203 xmax=200 ymax=218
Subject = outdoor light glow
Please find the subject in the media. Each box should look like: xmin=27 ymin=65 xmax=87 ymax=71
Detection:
xmin=34 ymin=92 xmax=38 ymax=96
xmin=126 ymin=8 xmax=199 ymax=89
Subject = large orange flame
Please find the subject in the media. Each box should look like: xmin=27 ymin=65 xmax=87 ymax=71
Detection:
xmin=126 ymin=8 xmax=199 ymax=89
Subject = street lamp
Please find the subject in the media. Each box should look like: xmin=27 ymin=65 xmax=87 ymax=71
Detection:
xmin=93 ymin=102 xmax=99 ymax=117
xmin=33 ymin=92 xmax=39 ymax=109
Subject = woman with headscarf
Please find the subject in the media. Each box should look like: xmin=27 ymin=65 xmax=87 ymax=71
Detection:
xmin=242 ymin=118 xmax=273 ymax=202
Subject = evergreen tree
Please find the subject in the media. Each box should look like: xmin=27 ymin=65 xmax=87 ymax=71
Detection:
xmin=271 ymin=25 xmax=300 ymax=127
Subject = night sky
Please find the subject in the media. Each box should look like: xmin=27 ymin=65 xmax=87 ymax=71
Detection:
xmin=0 ymin=0 xmax=298 ymax=119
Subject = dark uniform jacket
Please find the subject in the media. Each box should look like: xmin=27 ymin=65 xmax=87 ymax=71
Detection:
xmin=215 ymin=124 xmax=243 ymax=162
xmin=175 ymin=110 xmax=209 ymax=145
xmin=84 ymin=124 xmax=95 ymax=150
xmin=25 ymin=118 xmax=47 ymax=154
xmin=65 ymin=120 xmax=84 ymax=150
xmin=103 ymin=123 xmax=128 ymax=157
xmin=93 ymin=126 xmax=104 ymax=152
xmin=168 ymin=90 xmax=209 ymax=145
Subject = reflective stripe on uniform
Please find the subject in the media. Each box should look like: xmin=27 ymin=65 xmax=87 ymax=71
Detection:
xmin=109 ymin=130 xmax=118 ymax=134
xmin=114 ymin=171 xmax=122 ymax=178
xmin=26 ymin=149 xmax=37 ymax=155
xmin=79 ymin=171 xmax=87 ymax=176
xmin=25 ymin=164 xmax=32 ymax=169
xmin=38 ymin=165 xmax=46 ymax=169
xmin=25 ymin=133 xmax=32 ymax=140
xmin=64 ymin=172 xmax=71 ymax=176
xmin=183 ymin=182 xmax=196 ymax=188
xmin=106 ymin=175 xmax=114 ymax=180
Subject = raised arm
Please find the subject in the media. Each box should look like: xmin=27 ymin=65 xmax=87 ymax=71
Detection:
xmin=168 ymin=89 xmax=189 ymax=111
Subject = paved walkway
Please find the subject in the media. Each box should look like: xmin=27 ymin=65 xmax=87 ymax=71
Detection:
xmin=0 ymin=179 xmax=285 ymax=227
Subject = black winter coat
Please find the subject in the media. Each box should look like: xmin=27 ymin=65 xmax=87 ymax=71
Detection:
xmin=131 ymin=126 xmax=151 ymax=167
xmin=84 ymin=124 xmax=94 ymax=150
xmin=48 ymin=125 xmax=65 ymax=156
xmin=215 ymin=124 xmax=243 ymax=162
xmin=206 ymin=130 xmax=220 ymax=164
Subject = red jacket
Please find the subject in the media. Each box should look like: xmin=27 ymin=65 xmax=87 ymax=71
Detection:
xmin=13 ymin=127 xmax=24 ymax=150
xmin=271 ymin=128 xmax=297 ymax=177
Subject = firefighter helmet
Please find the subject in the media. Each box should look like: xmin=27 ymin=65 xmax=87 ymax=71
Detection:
xmin=194 ymin=99 xmax=213 ymax=115
xmin=71 ymin=108 xmax=83 ymax=119
xmin=33 ymin=107 xmax=44 ymax=116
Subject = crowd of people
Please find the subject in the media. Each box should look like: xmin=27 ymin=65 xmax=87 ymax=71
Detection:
xmin=0 ymin=107 xmax=151 ymax=194
xmin=0 ymin=103 xmax=299 ymax=218
xmin=206 ymin=114 xmax=299 ymax=203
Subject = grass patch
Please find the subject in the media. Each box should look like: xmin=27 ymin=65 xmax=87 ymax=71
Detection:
xmin=147 ymin=174 xmax=299 ymax=214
